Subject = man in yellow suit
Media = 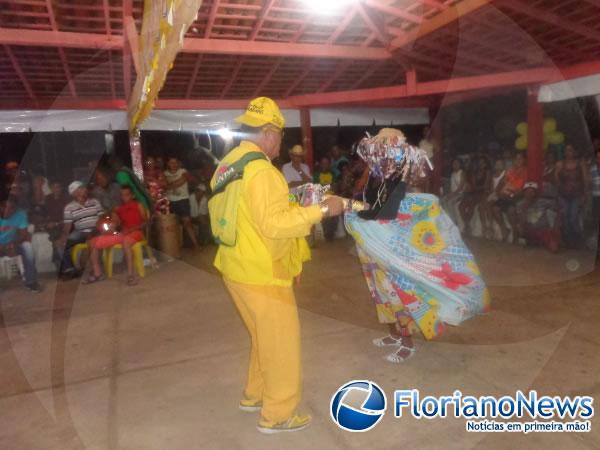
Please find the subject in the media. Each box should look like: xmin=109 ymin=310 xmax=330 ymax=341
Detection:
xmin=209 ymin=97 xmax=344 ymax=434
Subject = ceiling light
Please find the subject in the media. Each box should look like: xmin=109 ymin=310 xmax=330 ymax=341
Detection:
xmin=301 ymin=0 xmax=356 ymax=15
xmin=216 ymin=127 xmax=233 ymax=141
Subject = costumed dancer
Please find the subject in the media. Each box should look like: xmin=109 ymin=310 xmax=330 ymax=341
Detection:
xmin=344 ymin=128 xmax=490 ymax=363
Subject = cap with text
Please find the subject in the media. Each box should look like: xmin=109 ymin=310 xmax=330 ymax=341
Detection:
xmin=235 ymin=97 xmax=285 ymax=129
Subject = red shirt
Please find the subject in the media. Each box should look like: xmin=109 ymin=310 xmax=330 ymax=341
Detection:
xmin=116 ymin=200 xmax=143 ymax=229
xmin=505 ymin=167 xmax=528 ymax=192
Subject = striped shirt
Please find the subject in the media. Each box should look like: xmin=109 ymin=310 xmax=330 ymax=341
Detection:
xmin=64 ymin=198 xmax=103 ymax=232
xmin=592 ymin=165 xmax=600 ymax=197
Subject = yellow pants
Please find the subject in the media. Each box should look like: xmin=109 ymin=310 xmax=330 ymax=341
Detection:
xmin=224 ymin=278 xmax=302 ymax=425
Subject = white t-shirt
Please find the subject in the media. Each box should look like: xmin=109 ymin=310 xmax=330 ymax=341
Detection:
xmin=189 ymin=194 xmax=208 ymax=218
xmin=282 ymin=162 xmax=311 ymax=184
xmin=487 ymin=171 xmax=505 ymax=201
xmin=164 ymin=168 xmax=190 ymax=201
xmin=450 ymin=169 xmax=465 ymax=194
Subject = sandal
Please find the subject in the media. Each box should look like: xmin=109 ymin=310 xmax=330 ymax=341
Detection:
xmin=127 ymin=275 xmax=138 ymax=286
xmin=372 ymin=335 xmax=403 ymax=347
xmin=83 ymin=274 xmax=105 ymax=285
xmin=385 ymin=345 xmax=416 ymax=364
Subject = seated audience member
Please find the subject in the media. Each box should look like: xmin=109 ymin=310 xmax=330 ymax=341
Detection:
xmin=442 ymin=158 xmax=466 ymax=224
xmin=190 ymin=184 xmax=211 ymax=245
xmin=164 ymin=157 xmax=199 ymax=249
xmin=353 ymin=163 xmax=370 ymax=199
xmin=542 ymin=151 xmax=558 ymax=198
xmin=91 ymin=168 xmax=121 ymax=212
xmin=29 ymin=174 xmax=50 ymax=228
xmin=44 ymin=180 xmax=68 ymax=269
xmin=330 ymin=144 xmax=349 ymax=178
xmin=282 ymin=145 xmax=312 ymax=191
xmin=6 ymin=163 xmax=31 ymax=210
xmin=480 ymin=159 xmax=506 ymax=239
xmin=459 ymin=156 xmax=491 ymax=236
xmin=143 ymin=156 xmax=169 ymax=215
xmin=492 ymin=153 xmax=528 ymax=242
xmin=86 ymin=185 xmax=148 ymax=286
xmin=517 ymin=182 xmax=560 ymax=253
xmin=335 ymin=161 xmax=355 ymax=198
xmin=313 ymin=156 xmax=338 ymax=240
xmin=419 ymin=125 xmax=435 ymax=160
xmin=0 ymin=196 xmax=41 ymax=292
xmin=591 ymin=147 xmax=600 ymax=224
xmin=591 ymin=147 xmax=600 ymax=259
xmin=555 ymin=144 xmax=588 ymax=248
xmin=2 ymin=161 xmax=19 ymax=193
xmin=198 ymin=161 xmax=216 ymax=187
xmin=502 ymin=148 xmax=514 ymax=170
xmin=57 ymin=181 xmax=103 ymax=279
xmin=110 ymin=156 xmax=152 ymax=212
xmin=313 ymin=156 xmax=336 ymax=186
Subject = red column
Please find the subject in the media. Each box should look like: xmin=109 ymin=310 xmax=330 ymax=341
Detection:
xmin=527 ymin=87 xmax=544 ymax=185
xmin=300 ymin=108 xmax=314 ymax=169
xmin=429 ymin=101 xmax=443 ymax=195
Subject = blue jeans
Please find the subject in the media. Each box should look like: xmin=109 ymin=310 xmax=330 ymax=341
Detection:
xmin=18 ymin=241 xmax=38 ymax=286
xmin=558 ymin=195 xmax=582 ymax=246
xmin=59 ymin=230 xmax=93 ymax=274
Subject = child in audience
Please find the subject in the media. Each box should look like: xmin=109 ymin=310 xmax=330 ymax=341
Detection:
xmin=86 ymin=185 xmax=148 ymax=286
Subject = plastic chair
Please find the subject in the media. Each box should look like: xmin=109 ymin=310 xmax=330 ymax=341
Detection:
xmin=102 ymin=240 xmax=155 ymax=278
xmin=70 ymin=243 xmax=89 ymax=270
xmin=0 ymin=255 xmax=24 ymax=281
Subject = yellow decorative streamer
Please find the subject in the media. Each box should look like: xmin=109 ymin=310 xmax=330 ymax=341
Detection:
xmin=128 ymin=0 xmax=203 ymax=131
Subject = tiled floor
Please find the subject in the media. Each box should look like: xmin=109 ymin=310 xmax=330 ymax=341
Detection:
xmin=0 ymin=238 xmax=598 ymax=449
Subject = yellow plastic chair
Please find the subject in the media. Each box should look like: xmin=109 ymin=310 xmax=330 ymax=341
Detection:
xmin=70 ymin=243 xmax=89 ymax=270
xmin=102 ymin=240 xmax=155 ymax=278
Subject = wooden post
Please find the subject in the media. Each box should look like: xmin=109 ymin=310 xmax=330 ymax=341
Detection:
xmin=300 ymin=108 xmax=314 ymax=168
xmin=129 ymin=129 xmax=144 ymax=181
xmin=527 ymin=87 xmax=544 ymax=184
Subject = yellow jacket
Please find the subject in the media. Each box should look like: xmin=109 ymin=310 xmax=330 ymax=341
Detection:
xmin=210 ymin=140 xmax=322 ymax=286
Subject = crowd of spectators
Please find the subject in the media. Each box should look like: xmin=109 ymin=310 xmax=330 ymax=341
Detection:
xmin=441 ymin=142 xmax=600 ymax=253
xmin=0 ymin=154 xmax=215 ymax=291
xmin=279 ymin=134 xmax=600 ymax=255
xmin=280 ymin=142 xmax=366 ymax=241
xmin=2 ymin=131 xmax=599 ymax=293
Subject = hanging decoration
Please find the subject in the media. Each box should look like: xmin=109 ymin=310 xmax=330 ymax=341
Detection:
xmin=356 ymin=128 xmax=432 ymax=181
xmin=514 ymin=118 xmax=565 ymax=151
xmin=129 ymin=129 xmax=144 ymax=180
xmin=128 ymin=0 xmax=203 ymax=131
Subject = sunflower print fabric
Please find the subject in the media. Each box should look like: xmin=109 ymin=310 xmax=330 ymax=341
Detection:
xmin=346 ymin=193 xmax=489 ymax=340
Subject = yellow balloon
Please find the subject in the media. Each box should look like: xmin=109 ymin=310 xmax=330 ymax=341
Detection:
xmin=543 ymin=118 xmax=557 ymax=134
xmin=516 ymin=122 xmax=528 ymax=136
xmin=549 ymin=131 xmax=565 ymax=145
xmin=516 ymin=135 xmax=528 ymax=150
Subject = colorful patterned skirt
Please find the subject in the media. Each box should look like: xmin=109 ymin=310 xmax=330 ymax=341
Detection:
xmin=345 ymin=193 xmax=490 ymax=340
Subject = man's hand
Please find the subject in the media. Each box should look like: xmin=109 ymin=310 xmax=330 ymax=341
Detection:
xmin=321 ymin=196 xmax=345 ymax=217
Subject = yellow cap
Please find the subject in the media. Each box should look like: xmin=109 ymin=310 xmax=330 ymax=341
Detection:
xmin=235 ymin=97 xmax=285 ymax=129
xmin=289 ymin=144 xmax=305 ymax=156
